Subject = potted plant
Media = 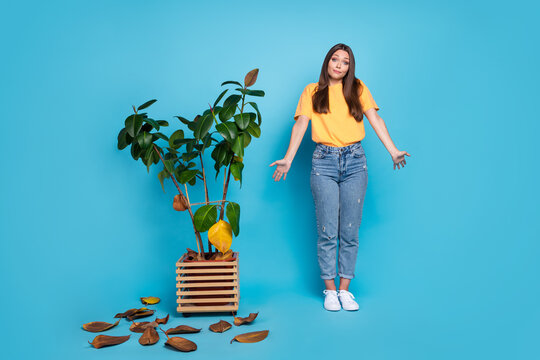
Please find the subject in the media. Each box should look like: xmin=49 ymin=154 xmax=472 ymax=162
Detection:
xmin=116 ymin=69 xmax=264 ymax=314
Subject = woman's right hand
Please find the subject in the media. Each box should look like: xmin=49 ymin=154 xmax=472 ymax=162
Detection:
xmin=269 ymin=158 xmax=292 ymax=181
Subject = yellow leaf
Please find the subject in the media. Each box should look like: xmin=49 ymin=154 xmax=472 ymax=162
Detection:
xmin=208 ymin=220 xmax=232 ymax=253
xmin=140 ymin=296 xmax=160 ymax=305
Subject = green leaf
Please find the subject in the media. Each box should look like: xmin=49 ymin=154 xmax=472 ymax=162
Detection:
xmin=223 ymin=94 xmax=242 ymax=108
xmin=242 ymin=132 xmax=252 ymax=148
xmin=221 ymin=80 xmax=243 ymax=87
xmin=169 ymin=129 xmax=185 ymax=149
xmin=175 ymin=116 xmax=191 ymax=125
xmin=137 ymin=99 xmax=157 ymax=110
xmin=247 ymin=102 xmax=262 ymax=125
xmin=232 ymin=134 xmax=244 ymax=158
xmin=245 ymin=89 xmax=265 ymax=97
xmin=144 ymin=145 xmax=154 ymax=173
xmin=157 ymin=169 xmax=169 ymax=193
xmin=157 ymin=120 xmax=169 ymax=127
xmin=163 ymin=158 xmax=175 ymax=174
xmin=137 ymin=131 xmax=153 ymax=149
xmin=194 ymin=205 xmax=218 ymax=232
xmin=188 ymin=177 xmax=196 ymax=186
xmin=178 ymin=169 xmax=198 ymax=184
xmin=215 ymin=121 xmax=238 ymax=143
xmin=182 ymin=151 xmax=199 ymax=162
xmin=218 ymin=105 xmax=236 ymax=122
xmin=230 ymin=162 xmax=244 ymax=187
xmin=226 ymin=202 xmax=241 ymax=236
xmin=173 ymin=138 xmax=195 ymax=148
xmin=213 ymin=89 xmax=228 ymax=108
xmin=125 ymin=114 xmax=144 ymax=137
xmin=194 ymin=113 xmax=214 ymax=140
xmin=130 ymin=142 xmax=143 ymax=160
xmin=246 ymin=120 xmax=261 ymax=138
xmin=117 ymin=128 xmax=130 ymax=150
xmin=152 ymin=132 xmax=169 ymax=141
xmin=142 ymin=117 xmax=160 ymax=130
xmin=233 ymin=113 xmax=250 ymax=131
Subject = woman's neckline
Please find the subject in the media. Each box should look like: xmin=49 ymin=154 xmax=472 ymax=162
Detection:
xmin=329 ymin=82 xmax=342 ymax=87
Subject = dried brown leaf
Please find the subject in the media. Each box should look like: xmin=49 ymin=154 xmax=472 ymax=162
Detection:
xmin=230 ymin=330 xmax=269 ymax=344
xmin=127 ymin=309 xmax=155 ymax=321
xmin=155 ymin=314 xmax=169 ymax=325
xmin=114 ymin=308 xmax=139 ymax=318
xmin=140 ymin=296 xmax=160 ymax=305
xmin=209 ymin=320 xmax=232 ymax=333
xmin=165 ymin=325 xmax=201 ymax=335
xmin=89 ymin=334 xmax=131 ymax=349
xmin=161 ymin=328 xmax=197 ymax=352
xmin=130 ymin=321 xmax=158 ymax=333
xmin=244 ymin=68 xmax=259 ymax=87
xmin=139 ymin=326 xmax=159 ymax=345
xmin=234 ymin=312 xmax=258 ymax=326
xmin=82 ymin=319 xmax=120 ymax=332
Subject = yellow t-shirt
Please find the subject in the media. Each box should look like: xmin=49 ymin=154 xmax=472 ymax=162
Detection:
xmin=294 ymin=79 xmax=379 ymax=147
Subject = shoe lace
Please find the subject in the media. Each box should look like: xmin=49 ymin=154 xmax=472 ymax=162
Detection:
xmin=323 ymin=289 xmax=337 ymax=296
xmin=338 ymin=290 xmax=355 ymax=300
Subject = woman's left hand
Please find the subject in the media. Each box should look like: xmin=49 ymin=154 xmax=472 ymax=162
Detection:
xmin=391 ymin=150 xmax=411 ymax=170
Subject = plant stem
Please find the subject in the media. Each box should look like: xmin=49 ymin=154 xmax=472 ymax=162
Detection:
xmin=153 ymin=144 xmax=204 ymax=259
xmin=219 ymin=165 xmax=232 ymax=221
xmin=199 ymin=152 xmax=213 ymax=253
xmin=184 ymin=184 xmax=205 ymax=258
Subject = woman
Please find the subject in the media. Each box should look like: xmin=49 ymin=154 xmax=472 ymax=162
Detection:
xmin=269 ymin=43 xmax=411 ymax=311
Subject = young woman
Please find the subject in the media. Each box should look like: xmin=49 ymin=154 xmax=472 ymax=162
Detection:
xmin=270 ymin=43 xmax=411 ymax=311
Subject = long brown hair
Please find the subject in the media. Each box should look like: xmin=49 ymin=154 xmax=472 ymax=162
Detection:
xmin=313 ymin=43 xmax=364 ymax=122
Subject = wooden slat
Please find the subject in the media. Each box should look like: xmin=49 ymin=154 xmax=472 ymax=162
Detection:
xmin=177 ymin=297 xmax=236 ymax=304
xmin=177 ymin=305 xmax=238 ymax=313
xmin=176 ymin=261 xmax=237 ymax=267
xmin=177 ymin=281 xmax=237 ymax=288
xmin=176 ymin=275 xmax=237 ymax=281
xmin=176 ymin=268 xmax=237 ymax=274
xmin=177 ymin=289 xmax=238 ymax=296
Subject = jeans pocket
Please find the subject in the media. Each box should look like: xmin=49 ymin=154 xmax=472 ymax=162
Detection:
xmin=352 ymin=148 xmax=365 ymax=159
xmin=313 ymin=150 xmax=326 ymax=159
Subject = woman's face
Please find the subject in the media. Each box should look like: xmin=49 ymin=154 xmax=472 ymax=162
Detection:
xmin=327 ymin=50 xmax=350 ymax=82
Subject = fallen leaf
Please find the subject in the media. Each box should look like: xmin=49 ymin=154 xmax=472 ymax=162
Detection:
xmin=130 ymin=321 xmax=158 ymax=333
xmin=165 ymin=325 xmax=201 ymax=335
xmin=89 ymin=335 xmax=130 ymax=348
xmin=161 ymin=329 xmax=197 ymax=352
xmin=230 ymin=330 xmax=269 ymax=344
xmin=234 ymin=312 xmax=258 ymax=326
xmin=139 ymin=327 xmax=159 ymax=345
xmin=127 ymin=309 xmax=155 ymax=321
xmin=114 ymin=308 xmax=139 ymax=318
xmin=186 ymin=248 xmax=198 ymax=259
xmin=82 ymin=319 xmax=120 ymax=332
xmin=155 ymin=314 xmax=169 ymax=325
xmin=209 ymin=320 xmax=232 ymax=333
xmin=140 ymin=296 xmax=160 ymax=305
xmin=207 ymin=220 xmax=232 ymax=253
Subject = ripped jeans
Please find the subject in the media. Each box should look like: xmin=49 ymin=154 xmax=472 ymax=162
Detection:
xmin=310 ymin=141 xmax=368 ymax=280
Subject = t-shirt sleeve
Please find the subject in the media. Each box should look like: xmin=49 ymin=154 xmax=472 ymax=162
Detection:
xmin=294 ymin=85 xmax=313 ymax=121
xmin=359 ymin=80 xmax=380 ymax=113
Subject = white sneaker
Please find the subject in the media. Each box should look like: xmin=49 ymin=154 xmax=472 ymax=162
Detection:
xmin=338 ymin=289 xmax=359 ymax=311
xmin=323 ymin=289 xmax=341 ymax=311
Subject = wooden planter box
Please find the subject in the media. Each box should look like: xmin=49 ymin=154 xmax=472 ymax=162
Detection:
xmin=176 ymin=252 xmax=239 ymax=314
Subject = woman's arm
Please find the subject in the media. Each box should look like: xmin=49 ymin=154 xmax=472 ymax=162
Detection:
xmin=269 ymin=115 xmax=310 ymax=181
xmin=364 ymin=108 xmax=411 ymax=170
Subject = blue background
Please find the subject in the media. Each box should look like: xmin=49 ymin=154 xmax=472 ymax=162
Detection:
xmin=2 ymin=0 xmax=539 ymax=358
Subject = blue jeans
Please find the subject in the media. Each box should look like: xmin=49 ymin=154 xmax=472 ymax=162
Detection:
xmin=310 ymin=141 xmax=368 ymax=280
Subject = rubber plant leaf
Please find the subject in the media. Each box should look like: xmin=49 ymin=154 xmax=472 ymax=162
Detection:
xmin=139 ymin=327 xmax=159 ymax=346
xmin=230 ymin=330 xmax=269 ymax=344
xmin=140 ymin=296 xmax=160 ymax=305
xmin=207 ymin=220 xmax=233 ymax=253
xmin=82 ymin=319 xmax=120 ymax=333
xmin=89 ymin=335 xmax=130 ymax=349
xmin=234 ymin=312 xmax=258 ymax=326
xmin=209 ymin=320 xmax=232 ymax=333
